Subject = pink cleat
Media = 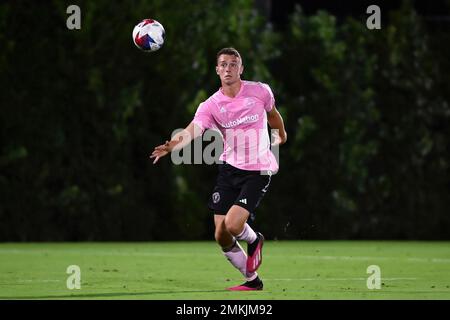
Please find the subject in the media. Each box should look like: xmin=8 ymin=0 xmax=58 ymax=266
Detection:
xmin=246 ymin=232 xmax=264 ymax=273
xmin=227 ymin=277 xmax=263 ymax=291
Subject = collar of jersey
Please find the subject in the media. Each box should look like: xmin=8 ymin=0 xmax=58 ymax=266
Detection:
xmin=219 ymin=80 xmax=246 ymax=100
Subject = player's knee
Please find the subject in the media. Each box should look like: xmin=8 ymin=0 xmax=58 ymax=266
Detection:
xmin=224 ymin=218 xmax=242 ymax=236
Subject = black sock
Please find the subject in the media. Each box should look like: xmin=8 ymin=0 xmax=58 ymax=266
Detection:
xmin=222 ymin=239 xmax=237 ymax=253
xmin=247 ymin=235 xmax=259 ymax=256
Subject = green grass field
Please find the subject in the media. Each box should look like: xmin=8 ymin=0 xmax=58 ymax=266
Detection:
xmin=0 ymin=241 xmax=449 ymax=300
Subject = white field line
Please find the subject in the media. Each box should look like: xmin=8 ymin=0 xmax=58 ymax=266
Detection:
xmin=24 ymin=278 xmax=414 ymax=282
xmin=0 ymin=279 xmax=62 ymax=285
xmin=0 ymin=278 xmax=424 ymax=288
xmin=0 ymin=249 xmax=209 ymax=256
xmin=3 ymin=278 xmax=417 ymax=284
xmin=262 ymin=277 xmax=418 ymax=281
xmin=298 ymin=255 xmax=450 ymax=263
xmin=0 ymin=249 xmax=449 ymax=263
xmin=17 ymin=279 xmax=61 ymax=283
xmin=283 ymin=254 xmax=450 ymax=263
xmin=4 ymin=278 xmax=418 ymax=284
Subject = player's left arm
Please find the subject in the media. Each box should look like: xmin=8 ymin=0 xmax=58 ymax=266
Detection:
xmin=267 ymin=106 xmax=287 ymax=146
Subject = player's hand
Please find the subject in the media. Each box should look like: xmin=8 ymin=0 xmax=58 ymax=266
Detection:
xmin=150 ymin=140 xmax=171 ymax=164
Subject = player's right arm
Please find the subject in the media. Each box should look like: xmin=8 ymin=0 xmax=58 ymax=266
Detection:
xmin=150 ymin=121 xmax=202 ymax=164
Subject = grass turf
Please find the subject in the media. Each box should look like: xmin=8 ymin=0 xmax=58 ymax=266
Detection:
xmin=0 ymin=241 xmax=449 ymax=300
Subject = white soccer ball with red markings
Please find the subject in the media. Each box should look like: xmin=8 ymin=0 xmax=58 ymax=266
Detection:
xmin=132 ymin=19 xmax=165 ymax=52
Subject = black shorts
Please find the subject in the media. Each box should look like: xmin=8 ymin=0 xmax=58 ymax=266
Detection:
xmin=208 ymin=162 xmax=272 ymax=219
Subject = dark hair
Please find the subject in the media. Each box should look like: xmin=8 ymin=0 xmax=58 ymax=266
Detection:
xmin=216 ymin=47 xmax=242 ymax=63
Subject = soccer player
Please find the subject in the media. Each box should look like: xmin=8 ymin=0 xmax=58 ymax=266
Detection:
xmin=150 ymin=47 xmax=287 ymax=291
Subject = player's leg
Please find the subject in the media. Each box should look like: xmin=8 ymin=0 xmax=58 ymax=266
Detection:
xmin=215 ymin=213 xmax=258 ymax=280
xmin=224 ymin=204 xmax=264 ymax=274
xmin=209 ymin=180 xmax=258 ymax=286
xmin=214 ymin=214 xmax=234 ymax=248
xmin=208 ymin=163 xmax=263 ymax=290
xmin=214 ymin=214 xmax=248 ymax=277
xmin=230 ymin=172 xmax=272 ymax=273
xmin=224 ymin=204 xmax=257 ymax=243
xmin=215 ymin=213 xmax=262 ymax=291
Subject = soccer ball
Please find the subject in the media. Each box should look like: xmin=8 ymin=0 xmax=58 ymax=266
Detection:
xmin=132 ymin=19 xmax=165 ymax=52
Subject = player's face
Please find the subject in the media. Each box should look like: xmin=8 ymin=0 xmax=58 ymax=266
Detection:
xmin=216 ymin=54 xmax=243 ymax=85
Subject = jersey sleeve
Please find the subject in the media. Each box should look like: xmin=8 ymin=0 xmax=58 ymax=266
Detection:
xmin=192 ymin=100 xmax=216 ymax=133
xmin=259 ymin=82 xmax=275 ymax=112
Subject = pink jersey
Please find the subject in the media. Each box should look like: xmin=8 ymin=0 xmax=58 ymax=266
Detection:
xmin=193 ymin=80 xmax=279 ymax=173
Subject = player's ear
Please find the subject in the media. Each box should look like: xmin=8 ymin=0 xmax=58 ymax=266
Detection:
xmin=239 ymin=64 xmax=244 ymax=75
xmin=216 ymin=65 xmax=220 ymax=75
